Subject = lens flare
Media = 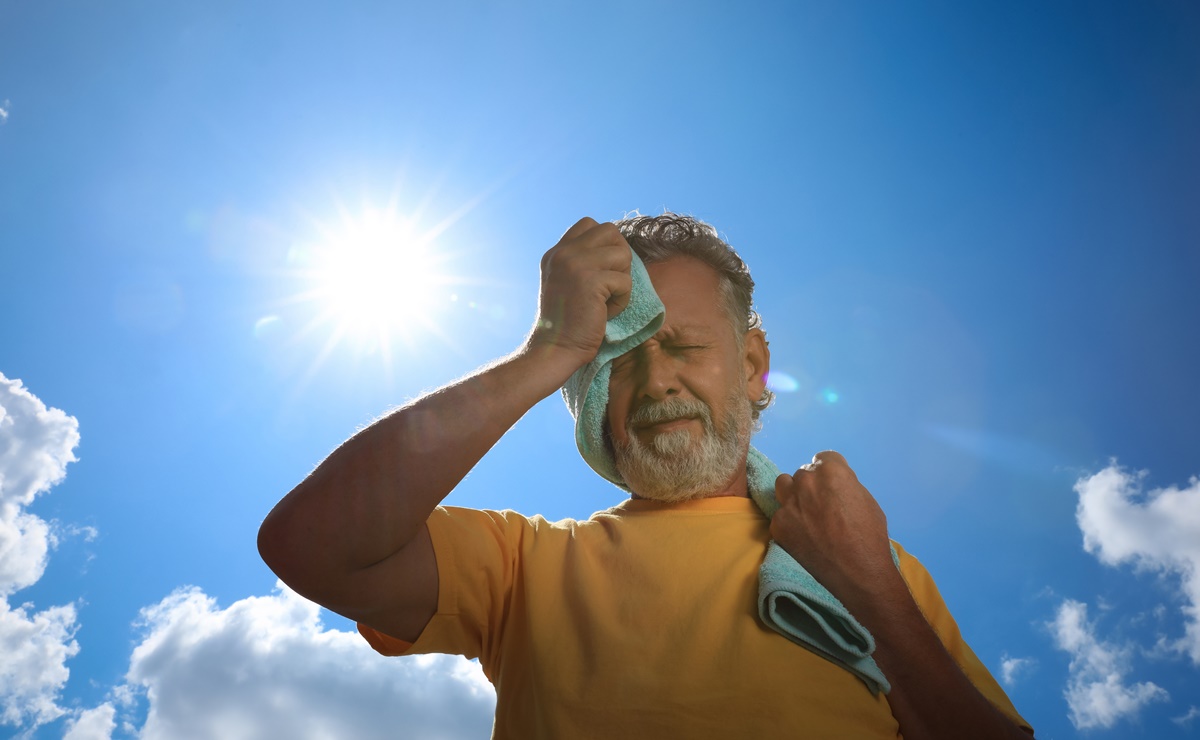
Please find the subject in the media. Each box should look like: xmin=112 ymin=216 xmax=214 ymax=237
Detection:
xmin=766 ymin=371 xmax=801 ymax=393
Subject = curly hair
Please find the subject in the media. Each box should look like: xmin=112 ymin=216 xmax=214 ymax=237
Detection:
xmin=615 ymin=212 xmax=774 ymax=423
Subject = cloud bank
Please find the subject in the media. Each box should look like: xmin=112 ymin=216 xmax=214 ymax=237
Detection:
xmin=0 ymin=373 xmax=82 ymax=730
xmin=63 ymin=704 xmax=117 ymax=740
xmin=1075 ymin=463 xmax=1200 ymax=662
xmin=110 ymin=582 xmax=496 ymax=740
xmin=1050 ymin=599 xmax=1168 ymax=729
xmin=1051 ymin=460 xmax=1200 ymax=730
xmin=0 ymin=372 xmax=496 ymax=739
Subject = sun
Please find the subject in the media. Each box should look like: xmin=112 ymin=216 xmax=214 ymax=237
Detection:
xmin=314 ymin=208 xmax=434 ymax=332
xmin=288 ymin=203 xmax=457 ymax=363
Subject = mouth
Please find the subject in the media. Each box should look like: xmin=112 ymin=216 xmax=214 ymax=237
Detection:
xmin=635 ymin=416 xmax=698 ymax=434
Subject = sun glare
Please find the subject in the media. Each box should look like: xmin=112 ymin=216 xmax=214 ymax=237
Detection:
xmin=317 ymin=210 xmax=434 ymax=330
xmin=288 ymin=204 xmax=458 ymax=365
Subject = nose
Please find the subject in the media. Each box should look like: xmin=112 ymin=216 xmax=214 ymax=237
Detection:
xmin=634 ymin=345 xmax=680 ymax=402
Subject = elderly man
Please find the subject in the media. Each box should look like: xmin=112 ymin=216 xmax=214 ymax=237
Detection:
xmin=258 ymin=214 xmax=1034 ymax=739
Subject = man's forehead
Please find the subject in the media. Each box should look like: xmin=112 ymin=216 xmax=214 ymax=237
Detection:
xmin=652 ymin=323 xmax=716 ymax=340
xmin=615 ymin=323 xmax=717 ymax=360
xmin=644 ymin=256 xmax=732 ymax=339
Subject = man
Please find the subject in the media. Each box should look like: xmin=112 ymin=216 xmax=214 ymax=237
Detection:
xmin=258 ymin=214 xmax=1034 ymax=739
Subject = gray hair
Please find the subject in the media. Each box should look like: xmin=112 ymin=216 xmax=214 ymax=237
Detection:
xmin=615 ymin=212 xmax=774 ymax=422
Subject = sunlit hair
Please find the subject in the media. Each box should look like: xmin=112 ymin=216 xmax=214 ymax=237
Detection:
xmin=615 ymin=212 xmax=774 ymax=422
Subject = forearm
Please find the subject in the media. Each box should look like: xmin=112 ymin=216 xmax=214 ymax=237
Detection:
xmin=852 ymin=578 xmax=1032 ymax=739
xmin=258 ymin=343 xmax=578 ymax=591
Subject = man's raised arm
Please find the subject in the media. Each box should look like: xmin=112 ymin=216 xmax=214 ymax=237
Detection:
xmin=257 ymin=217 xmax=632 ymax=642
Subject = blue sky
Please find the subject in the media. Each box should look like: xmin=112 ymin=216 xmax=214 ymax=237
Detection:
xmin=2 ymin=1 xmax=1198 ymax=738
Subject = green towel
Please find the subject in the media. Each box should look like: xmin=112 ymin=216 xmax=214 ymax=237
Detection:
xmin=561 ymin=248 xmax=892 ymax=695
xmin=561 ymin=252 xmax=664 ymax=486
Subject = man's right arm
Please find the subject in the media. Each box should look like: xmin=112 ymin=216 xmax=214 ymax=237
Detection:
xmin=257 ymin=217 xmax=632 ymax=643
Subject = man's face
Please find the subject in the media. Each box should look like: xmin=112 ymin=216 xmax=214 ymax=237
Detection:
xmin=606 ymin=256 xmax=768 ymax=502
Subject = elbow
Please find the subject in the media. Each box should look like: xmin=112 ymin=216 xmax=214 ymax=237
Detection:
xmin=257 ymin=516 xmax=281 ymax=575
xmin=257 ymin=490 xmax=335 ymax=603
xmin=257 ymin=505 xmax=296 ymax=583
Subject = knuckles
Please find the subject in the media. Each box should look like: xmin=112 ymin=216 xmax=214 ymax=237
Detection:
xmin=599 ymin=223 xmax=629 ymax=249
xmin=811 ymin=449 xmax=849 ymax=468
xmin=805 ymin=450 xmax=860 ymax=484
xmin=541 ymin=220 xmax=630 ymax=276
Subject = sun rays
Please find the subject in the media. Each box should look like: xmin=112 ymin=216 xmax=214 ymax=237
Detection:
xmin=276 ymin=198 xmax=471 ymax=385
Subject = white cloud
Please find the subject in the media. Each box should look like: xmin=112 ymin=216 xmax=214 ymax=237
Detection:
xmin=0 ymin=373 xmax=82 ymax=731
xmin=63 ymin=703 xmax=117 ymax=740
xmin=1075 ymin=462 xmax=1200 ymax=662
xmin=119 ymin=582 xmax=496 ymax=740
xmin=1 ymin=372 xmax=497 ymax=738
xmin=0 ymin=601 xmax=79 ymax=727
xmin=1173 ymin=705 xmax=1200 ymax=727
xmin=1050 ymin=599 xmax=1168 ymax=730
xmin=0 ymin=100 xmax=9 ymax=124
xmin=55 ymin=522 xmax=99 ymax=543
xmin=0 ymin=374 xmax=80 ymax=594
xmin=999 ymin=654 xmax=1035 ymax=687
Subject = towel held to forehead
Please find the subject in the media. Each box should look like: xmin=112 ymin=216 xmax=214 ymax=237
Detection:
xmin=560 ymin=248 xmax=894 ymax=695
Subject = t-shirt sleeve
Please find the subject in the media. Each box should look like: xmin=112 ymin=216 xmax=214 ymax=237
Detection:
xmin=357 ymin=505 xmax=531 ymax=680
xmin=892 ymin=540 xmax=1034 ymax=734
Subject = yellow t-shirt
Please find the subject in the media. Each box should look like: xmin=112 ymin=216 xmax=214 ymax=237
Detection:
xmin=360 ymin=496 xmax=1031 ymax=739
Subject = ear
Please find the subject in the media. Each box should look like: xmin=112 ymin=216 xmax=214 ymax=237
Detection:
xmin=742 ymin=328 xmax=770 ymax=403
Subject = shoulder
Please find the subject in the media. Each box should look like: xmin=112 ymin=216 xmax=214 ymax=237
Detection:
xmin=888 ymin=539 xmax=950 ymax=615
xmin=429 ymin=505 xmax=588 ymax=541
xmin=888 ymin=539 xmax=966 ymax=647
xmin=889 ymin=539 xmax=931 ymax=584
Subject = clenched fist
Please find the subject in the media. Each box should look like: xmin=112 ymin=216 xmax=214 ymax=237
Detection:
xmin=770 ymin=451 xmax=905 ymax=613
xmin=523 ymin=217 xmax=633 ymax=374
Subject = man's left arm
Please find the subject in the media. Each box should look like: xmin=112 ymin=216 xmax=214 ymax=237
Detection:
xmin=771 ymin=451 xmax=1034 ymax=740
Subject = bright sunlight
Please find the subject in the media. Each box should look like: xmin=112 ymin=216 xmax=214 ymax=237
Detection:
xmin=314 ymin=208 xmax=435 ymax=332
xmin=287 ymin=202 xmax=458 ymax=365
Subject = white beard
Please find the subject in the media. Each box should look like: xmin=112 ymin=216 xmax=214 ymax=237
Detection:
xmin=612 ymin=387 xmax=752 ymax=503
